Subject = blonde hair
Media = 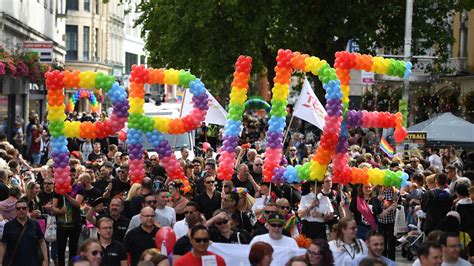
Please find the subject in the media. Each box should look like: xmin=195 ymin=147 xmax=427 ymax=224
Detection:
xmin=425 ymin=174 xmax=436 ymax=186
xmin=127 ymin=183 xmax=141 ymax=201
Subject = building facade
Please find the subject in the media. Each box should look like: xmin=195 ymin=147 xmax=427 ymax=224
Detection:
xmin=0 ymin=0 xmax=66 ymax=139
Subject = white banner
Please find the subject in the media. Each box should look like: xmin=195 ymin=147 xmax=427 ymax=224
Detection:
xmin=208 ymin=243 xmax=306 ymax=266
xmin=182 ymin=89 xmax=228 ymax=126
xmin=293 ymin=79 xmax=327 ymax=130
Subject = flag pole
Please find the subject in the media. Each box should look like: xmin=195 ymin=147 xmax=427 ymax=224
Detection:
xmin=282 ymin=114 xmax=295 ymax=147
xmin=174 ymin=88 xmax=187 ymax=150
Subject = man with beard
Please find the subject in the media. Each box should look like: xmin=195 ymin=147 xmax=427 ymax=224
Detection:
xmin=249 ymin=157 xmax=263 ymax=184
xmin=86 ymin=197 xmax=130 ymax=242
xmin=94 ymin=162 xmax=114 ymax=194
xmin=351 ymin=231 xmax=396 ymax=266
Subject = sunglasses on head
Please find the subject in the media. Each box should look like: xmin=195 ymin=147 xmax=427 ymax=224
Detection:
xmin=193 ymin=238 xmax=210 ymax=244
xmin=16 ymin=206 xmax=27 ymax=211
xmin=215 ymin=219 xmax=229 ymax=226
xmin=269 ymin=223 xmax=283 ymax=228
xmin=91 ymin=250 xmax=103 ymax=257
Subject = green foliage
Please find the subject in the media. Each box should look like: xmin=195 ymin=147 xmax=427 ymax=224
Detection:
xmin=133 ymin=0 xmax=469 ymax=98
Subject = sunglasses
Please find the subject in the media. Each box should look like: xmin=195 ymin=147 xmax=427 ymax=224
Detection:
xmin=184 ymin=211 xmax=194 ymax=215
xmin=91 ymin=250 xmax=103 ymax=257
xmin=44 ymin=182 xmax=54 ymax=185
xmin=223 ymin=198 xmax=234 ymax=202
xmin=193 ymin=238 xmax=210 ymax=244
xmin=145 ymin=200 xmax=157 ymax=205
xmin=16 ymin=206 xmax=27 ymax=211
xmin=255 ymin=164 xmax=263 ymax=166
xmin=215 ymin=219 xmax=229 ymax=226
xmin=151 ymin=159 xmax=157 ymax=161
xmin=269 ymin=223 xmax=283 ymax=228
xmin=194 ymin=164 xmax=200 ymax=167
xmin=290 ymin=150 xmax=296 ymax=152
xmin=205 ymin=181 xmax=215 ymax=184
xmin=223 ymin=185 xmax=231 ymax=188
xmin=265 ymin=210 xmax=276 ymax=215
xmin=279 ymin=206 xmax=291 ymax=210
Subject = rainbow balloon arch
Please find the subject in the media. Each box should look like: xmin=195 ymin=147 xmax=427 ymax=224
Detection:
xmin=66 ymin=89 xmax=100 ymax=114
xmin=45 ymin=51 xmax=412 ymax=194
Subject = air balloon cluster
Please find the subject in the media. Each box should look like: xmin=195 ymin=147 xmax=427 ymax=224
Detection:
xmin=128 ymin=65 xmax=210 ymax=188
xmin=255 ymin=50 xmax=412 ymax=188
xmin=66 ymin=89 xmax=99 ymax=113
xmin=244 ymin=98 xmax=271 ymax=113
xmin=331 ymin=51 xmax=411 ymax=185
xmin=45 ymin=70 xmax=128 ymax=194
xmin=217 ymin=56 xmax=252 ymax=180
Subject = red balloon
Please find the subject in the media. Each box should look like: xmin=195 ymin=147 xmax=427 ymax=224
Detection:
xmin=202 ymin=142 xmax=211 ymax=152
xmin=118 ymin=130 xmax=127 ymax=142
xmin=394 ymin=127 xmax=408 ymax=143
xmin=155 ymin=227 xmax=177 ymax=253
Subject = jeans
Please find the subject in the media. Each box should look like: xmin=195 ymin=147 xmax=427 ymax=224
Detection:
xmin=57 ymin=224 xmax=81 ymax=266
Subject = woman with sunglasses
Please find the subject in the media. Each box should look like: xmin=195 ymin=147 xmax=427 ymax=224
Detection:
xmin=208 ymin=209 xmax=249 ymax=244
xmin=277 ymin=198 xmax=299 ymax=237
xmin=174 ymin=225 xmax=226 ymax=266
xmin=328 ymin=217 xmax=367 ymax=266
xmin=305 ymin=239 xmax=334 ymax=266
xmin=76 ymin=239 xmax=102 ymax=266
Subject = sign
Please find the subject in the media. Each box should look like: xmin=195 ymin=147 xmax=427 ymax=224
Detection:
xmin=346 ymin=39 xmax=360 ymax=53
xmin=23 ymin=41 xmax=53 ymax=63
xmin=406 ymin=132 xmax=427 ymax=142
xmin=361 ymin=70 xmax=374 ymax=84
xmin=29 ymin=83 xmax=46 ymax=95
xmin=398 ymin=99 xmax=408 ymax=127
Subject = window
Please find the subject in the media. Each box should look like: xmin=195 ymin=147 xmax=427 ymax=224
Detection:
xmin=140 ymin=55 xmax=146 ymax=65
xmin=125 ymin=52 xmax=138 ymax=74
xmin=83 ymin=26 xmax=90 ymax=61
xmin=84 ymin=0 xmax=90 ymax=11
xmin=95 ymin=0 xmax=99 ymax=14
xmin=66 ymin=0 xmax=78 ymax=11
xmin=66 ymin=25 xmax=78 ymax=60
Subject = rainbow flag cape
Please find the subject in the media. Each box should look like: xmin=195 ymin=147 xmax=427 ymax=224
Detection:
xmin=380 ymin=137 xmax=395 ymax=158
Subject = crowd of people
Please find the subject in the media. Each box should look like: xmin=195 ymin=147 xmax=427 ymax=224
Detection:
xmin=0 ymin=110 xmax=473 ymax=266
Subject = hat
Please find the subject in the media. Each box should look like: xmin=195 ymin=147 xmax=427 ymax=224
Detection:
xmin=267 ymin=213 xmax=285 ymax=224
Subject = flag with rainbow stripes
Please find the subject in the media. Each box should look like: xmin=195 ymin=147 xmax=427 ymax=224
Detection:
xmin=380 ymin=137 xmax=395 ymax=158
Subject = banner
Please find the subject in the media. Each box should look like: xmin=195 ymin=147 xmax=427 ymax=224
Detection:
xmin=293 ymin=78 xmax=327 ymax=130
xmin=208 ymin=243 xmax=306 ymax=266
xmin=182 ymin=89 xmax=228 ymax=126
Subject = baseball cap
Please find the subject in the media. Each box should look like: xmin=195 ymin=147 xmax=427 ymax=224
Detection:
xmin=267 ymin=213 xmax=285 ymax=224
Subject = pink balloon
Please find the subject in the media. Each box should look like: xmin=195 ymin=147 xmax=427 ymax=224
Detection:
xmin=202 ymin=142 xmax=211 ymax=152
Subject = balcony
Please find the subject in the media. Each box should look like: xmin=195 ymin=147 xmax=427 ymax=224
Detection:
xmin=375 ymin=55 xmax=435 ymax=83
xmin=446 ymin=57 xmax=467 ymax=74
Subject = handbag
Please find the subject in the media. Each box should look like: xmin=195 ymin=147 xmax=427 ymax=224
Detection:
xmin=45 ymin=215 xmax=57 ymax=242
xmin=394 ymin=205 xmax=408 ymax=236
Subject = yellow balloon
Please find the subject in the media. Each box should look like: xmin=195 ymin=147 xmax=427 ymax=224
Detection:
xmin=164 ymin=68 xmax=180 ymax=85
xmin=154 ymin=117 xmax=170 ymax=133
xmin=310 ymin=161 xmax=326 ymax=181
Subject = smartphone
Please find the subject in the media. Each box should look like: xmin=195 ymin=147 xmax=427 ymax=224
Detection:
xmin=153 ymin=180 xmax=162 ymax=192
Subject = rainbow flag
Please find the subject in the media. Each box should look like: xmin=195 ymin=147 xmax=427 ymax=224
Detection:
xmin=380 ymin=137 xmax=395 ymax=158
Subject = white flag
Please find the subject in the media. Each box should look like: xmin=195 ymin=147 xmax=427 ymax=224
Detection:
xmin=293 ymin=78 xmax=327 ymax=130
xmin=182 ymin=89 xmax=228 ymax=126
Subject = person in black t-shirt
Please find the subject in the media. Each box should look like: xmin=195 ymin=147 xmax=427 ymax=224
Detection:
xmin=123 ymin=207 xmax=160 ymax=266
xmin=80 ymin=173 xmax=102 ymax=206
xmin=207 ymin=209 xmax=249 ymax=244
xmin=107 ymin=164 xmax=131 ymax=200
xmin=39 ymin=178 xmax=55 ymax=215
xmin=97 ymin=217 xmax=127 ymax=266
xmin=88 ymin=142 xmax=105 ymax=162
xmin=52 ymin=183 xmax=84 ymax=266
xmin=86 ymin=197 xmax=130 ymax=243
xmin=94 ymin=162 xmax=114 ymax=194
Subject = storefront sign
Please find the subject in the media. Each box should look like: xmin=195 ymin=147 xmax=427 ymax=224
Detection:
xmin=23 ymin=41 xmax=53 ymax=63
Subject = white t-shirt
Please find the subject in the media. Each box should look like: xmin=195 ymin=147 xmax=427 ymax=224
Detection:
xmin=298 ymin=192 xmax=334 ymax=222
xmin=442 ymin=258 xmax=472 ymax=266
xmin=329 ymin=239 xmax=368 ymax=266
xmin=173 ymin=220 xmax=188 ymax=239
xmin=249 ymin=233 xmax=298 ymax=249
xmin=156 ymin=206 xmax=176 ymax=227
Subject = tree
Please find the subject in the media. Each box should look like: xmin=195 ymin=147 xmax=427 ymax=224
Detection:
xmin=134 ymin=0 xmax=471 ymax=99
